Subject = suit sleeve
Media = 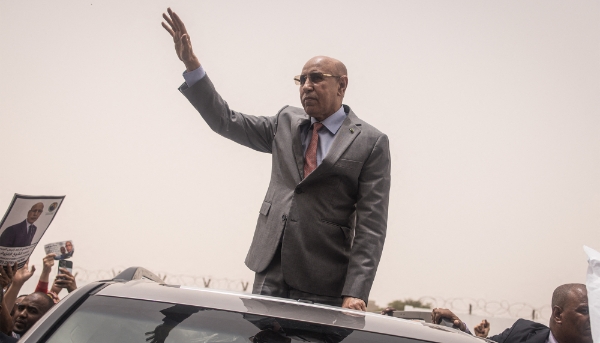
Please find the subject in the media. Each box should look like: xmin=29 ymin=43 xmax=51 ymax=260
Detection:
xmin=179 ymin=74 xmax=279 ymax=153
xmin=341 ymin=134 xmax=391 ymax=302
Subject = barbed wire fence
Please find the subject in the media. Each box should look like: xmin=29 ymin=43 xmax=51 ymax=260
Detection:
xmin=73 ymin=267 xmax=550 ymax=321
xmin=418 ymin=296 xmax=551 ymax=321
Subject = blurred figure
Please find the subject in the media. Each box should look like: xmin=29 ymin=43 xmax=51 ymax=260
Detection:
xmin=431 ymin=283 xmax=592 ymax=343
xmin=0 ymin=286 xmax=17 ymax=343
xmin=11 ymin=292 xmax=54 ymax=339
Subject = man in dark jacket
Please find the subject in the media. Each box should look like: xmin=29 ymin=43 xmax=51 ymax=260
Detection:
xmin=0 ymin=202 xmax=43 ymax=247
xmin=431 ymin=283 xmax=592 ymax=343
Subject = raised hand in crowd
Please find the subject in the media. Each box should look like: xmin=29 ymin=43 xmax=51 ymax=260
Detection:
xmin=39 ymin=254 xmax=55 ymax=284
xmin=161 ymin=8 xmax=201 ymax=72
xmin=473 ymin=319 xmax=490 ymax=338
xmin=431 ymin=308 xmax=467 ymax=332
xmin=51 ymin=268 xmax=77 ymax=294
xmin=0 ymin=263 xmax=17 ymax=289
xmin=4 ymin=260 xmax=36 ymax=314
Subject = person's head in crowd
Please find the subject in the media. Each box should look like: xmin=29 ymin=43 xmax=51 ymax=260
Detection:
xmin=12 ymin=292 xmax=54 ymax=336
xmin=10 ymin=295 xmax=28 ymax=317
xmin=65 ymin=241 xmax=73 ymax=253
xmin=26 ymin=203 xmax=44 ymax=225
xmin=550 ymin=283 xmax=592 ymax=343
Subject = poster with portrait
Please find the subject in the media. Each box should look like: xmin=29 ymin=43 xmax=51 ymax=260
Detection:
xmin=0 ymin=194 xmax=65 ymax=268
xmin=44 ymin=240 xmax=74 ymax=260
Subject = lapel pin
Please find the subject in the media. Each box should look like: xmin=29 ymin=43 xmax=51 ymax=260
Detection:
xmin=349 ymin=128 xmax=355 ymax=133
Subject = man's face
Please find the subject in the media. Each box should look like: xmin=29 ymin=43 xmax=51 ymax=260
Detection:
xmin=26 ymin=203 xmax=44 ymax=224
xmin=65 ymin=241 xmax=73 ymax=252
xmin=299 ymin=57 xmax=346 ymax=121
xmin=555 ymin=288 xmax=592 ymax=343
xmin=12 ymin=294 xmax=50 ymax=335
xmin=60 ymin=246 xmax=66 ymax=254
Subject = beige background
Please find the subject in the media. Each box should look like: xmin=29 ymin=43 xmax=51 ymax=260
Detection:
xmin=1 ymin=0 xmax=598 ymax=315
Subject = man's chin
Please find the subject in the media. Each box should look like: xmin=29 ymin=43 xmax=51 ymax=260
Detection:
xmin=12 ymin=326 xmax=25 ymax=335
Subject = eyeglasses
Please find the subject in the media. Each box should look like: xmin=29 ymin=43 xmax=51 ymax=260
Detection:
xmin=294 ymin=72 xmax=340 ymax=85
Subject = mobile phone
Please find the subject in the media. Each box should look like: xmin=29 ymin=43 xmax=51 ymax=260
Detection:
xmin=58 ymin=260 xmax=73 ymax=275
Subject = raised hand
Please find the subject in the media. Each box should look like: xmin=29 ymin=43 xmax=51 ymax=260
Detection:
xmin=0 ymin=263 xmax=17 ymax=289
xmin=162 ymin=8 xmax=200 ymax=71
xmin=474 ymin=319 xmax=490 ymax=338
xmin=42 ymin=254 xmax=56 ymax=274
xmin=12 ymin=259 xmax=35 ymax=287
xmin=54 ymin=268 xmax=78 ymax=293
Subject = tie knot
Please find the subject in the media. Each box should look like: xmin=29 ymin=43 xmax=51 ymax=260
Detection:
xmin=313 ymin=122 xmax=324 ymax=131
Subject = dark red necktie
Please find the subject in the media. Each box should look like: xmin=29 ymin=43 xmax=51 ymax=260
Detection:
xmin=304 ymin=122 xmax=324 ymax=178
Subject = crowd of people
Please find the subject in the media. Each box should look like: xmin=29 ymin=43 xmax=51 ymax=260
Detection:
xmin=0 ymin=254 xmax=77 ymax=342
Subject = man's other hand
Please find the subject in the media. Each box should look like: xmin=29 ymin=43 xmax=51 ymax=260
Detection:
xmin=474 ymin=319 xmax=490 ymax=338
xmin=162 ymin=8 xmax=200 ymax=72
xmin=342 ymin=297 xmax=366 ymax=311
xmin=431 ymin=308 xmax=466 ymax=332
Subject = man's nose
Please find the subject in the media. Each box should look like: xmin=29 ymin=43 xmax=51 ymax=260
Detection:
xmin=302 ymin=77 xmax=315 ymax=90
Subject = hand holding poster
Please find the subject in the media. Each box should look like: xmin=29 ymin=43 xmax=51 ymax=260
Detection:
xmin=0 ymin=194 xmax=65 ymax=268
xmin=44 ymin=240 xmax=74 ymax=260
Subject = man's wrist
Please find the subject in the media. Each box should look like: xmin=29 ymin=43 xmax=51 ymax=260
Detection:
xmin=184 ymin=57 xmax=201 ymax=72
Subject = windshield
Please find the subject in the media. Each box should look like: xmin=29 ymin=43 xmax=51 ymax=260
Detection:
xmin=45 ymin=295 xmax=431 ymax=343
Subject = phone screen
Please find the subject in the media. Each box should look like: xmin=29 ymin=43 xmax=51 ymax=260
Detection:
xmin=58 ymin=260 xmax=73 ymax=274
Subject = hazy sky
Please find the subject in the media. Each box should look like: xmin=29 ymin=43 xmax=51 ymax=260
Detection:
xmin=1 ymin=0 xmax=598 ymax=312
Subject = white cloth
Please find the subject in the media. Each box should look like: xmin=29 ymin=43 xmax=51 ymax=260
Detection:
xmin=584 ymin=245 xmax=600 ymax=343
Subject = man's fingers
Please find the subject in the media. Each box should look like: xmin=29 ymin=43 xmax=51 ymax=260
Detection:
xmin=167 ymin=8 xmax=180 ymax=32
xmin=30 ymin=265 xmax=36 ymax=274
xmin=161 ymin=22 xmax=175 ymax=37
xmin=171 ymin=10 xmax=188 ymax=34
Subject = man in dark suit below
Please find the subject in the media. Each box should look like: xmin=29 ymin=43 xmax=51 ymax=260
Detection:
xmin=161 ymin=8 xmax=391 ymax=311
xmin=0 ymin=203 xmax=43 ymax=248
xmin=431 ymin=283 xmax=593 ymax=343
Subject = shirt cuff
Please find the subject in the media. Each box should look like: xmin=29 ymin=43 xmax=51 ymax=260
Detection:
xmin=183 ymin=65 xmax=206 ymax=87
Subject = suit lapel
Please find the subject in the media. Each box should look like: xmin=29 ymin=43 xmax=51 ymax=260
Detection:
xmin=291 ymin=117 xmax=310 ymax=181
xmin=302 ymin=110 xmax=361 ymax=182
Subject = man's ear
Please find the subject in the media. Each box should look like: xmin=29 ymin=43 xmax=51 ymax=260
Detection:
xmin=551 ymin=305 xmax=563 ymax=325
xmin=338 ymin=76 xmax=348 ymax=97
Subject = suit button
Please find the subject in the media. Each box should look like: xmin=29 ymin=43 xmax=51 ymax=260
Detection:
xmin=282 ymin=214 xmax=287 ymax=221
xmin=295 ymin=188 xmax=303 ymax=194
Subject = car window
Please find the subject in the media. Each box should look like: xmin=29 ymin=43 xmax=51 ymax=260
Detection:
xmin=45 ymin=295 xmax=432 ymax=343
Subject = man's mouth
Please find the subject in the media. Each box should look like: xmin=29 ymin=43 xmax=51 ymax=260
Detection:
xmin=303 ymin=97 xmax=317 ymax=104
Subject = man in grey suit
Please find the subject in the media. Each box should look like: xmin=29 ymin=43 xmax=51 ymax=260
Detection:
xmin=162 ymin=8 xmax=391 ymax=311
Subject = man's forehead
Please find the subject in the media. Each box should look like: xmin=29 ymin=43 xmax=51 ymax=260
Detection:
xmin=301 ymin=58 xmax=337 ymax=73
xmin=22 ymin=296 xmax=44 ymax=308
xmin=567 ymin=288 xmax=588 ymax=306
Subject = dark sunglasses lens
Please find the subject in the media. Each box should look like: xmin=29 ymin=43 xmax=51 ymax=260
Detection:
xmin=309 ymin=73 xmax=324 ymax=83
xmin=300 ymin=75 xmax=308 ymax=85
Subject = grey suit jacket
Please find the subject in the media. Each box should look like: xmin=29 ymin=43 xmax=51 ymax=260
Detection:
xmin=180 ymin=75 xmax=391 ymax=302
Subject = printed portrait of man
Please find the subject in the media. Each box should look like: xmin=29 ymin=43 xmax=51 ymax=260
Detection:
xmin=0 ymin=202 xmax=44 ymax=247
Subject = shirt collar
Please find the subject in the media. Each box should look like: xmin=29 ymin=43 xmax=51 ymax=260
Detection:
xmin=310 ymin=106 xmax=346 ymax=134
xmin=547 ymin=331 xmax=558 ymax=343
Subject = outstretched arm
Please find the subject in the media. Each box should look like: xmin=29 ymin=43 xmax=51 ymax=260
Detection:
xmin=5 ymin=260 xmax=35 ymax=312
